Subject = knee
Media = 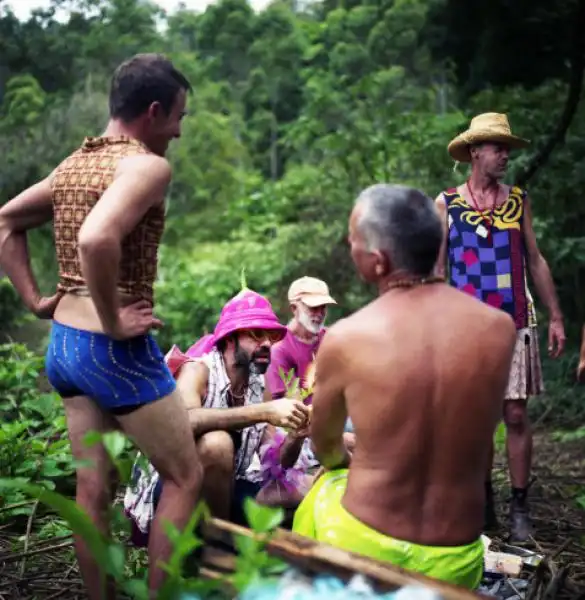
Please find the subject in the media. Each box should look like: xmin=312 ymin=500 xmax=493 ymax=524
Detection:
xmin=504 ymin=401 xmax=529 ymax=432
xmin=198 ymin=431 xmax=235 ymax=473
xmin=167 ymin=459 xmax=203 ymax=495
xmin=76 ymin=469 xmax=112 ymax=510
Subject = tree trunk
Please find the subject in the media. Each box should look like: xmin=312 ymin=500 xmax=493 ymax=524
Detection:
xmin=515 ymin=0 xmax=585 ymax=187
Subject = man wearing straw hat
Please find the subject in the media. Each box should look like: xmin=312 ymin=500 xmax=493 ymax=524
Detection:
xmin=124 ymin=287 xmax=310 ymax=544
xmin=434 ymin=112 xmax=566 ymax=542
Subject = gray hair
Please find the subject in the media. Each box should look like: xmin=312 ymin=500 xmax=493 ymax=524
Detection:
xmin=354 ymin=184 xmax=443 ymax=277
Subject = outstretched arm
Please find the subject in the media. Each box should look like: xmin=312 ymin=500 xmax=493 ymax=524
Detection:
xmin=78 ymin=154 xmax=171 ymax=336
xmin=310 ymin=326 xmax=349 ymax=469
xmin=0 ymin=174 xmax=60 ymax=317
xmin=522 ymin=195 xmax=565 ymax=357
xmin=177 ymin=362 xmax=308 ymax=436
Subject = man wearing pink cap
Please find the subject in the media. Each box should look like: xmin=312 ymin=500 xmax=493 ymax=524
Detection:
xmin=261 ymin=277 xmax=355 ymax=508
xmin=124 ymin=289 xmax=309 ymax=541
xmin=266 ymin=276 xmax=337 ymax=401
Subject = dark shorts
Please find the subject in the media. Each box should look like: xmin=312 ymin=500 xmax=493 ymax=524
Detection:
xmin=45 ymin=320 xmax=176 ymax=413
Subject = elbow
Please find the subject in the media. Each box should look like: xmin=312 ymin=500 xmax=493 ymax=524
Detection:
xmin=0 ymin=215 xmax=14 ymax=242
xmin=78 ymin=227 xmax=118 ymax=258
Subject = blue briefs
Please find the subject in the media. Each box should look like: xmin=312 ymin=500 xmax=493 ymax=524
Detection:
xmin=45 ymin=320 xmax=176 ymax=413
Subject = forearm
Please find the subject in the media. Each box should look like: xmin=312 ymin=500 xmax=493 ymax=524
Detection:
xmin=79 ymin=236 xmax=121 ymax=329
xmin=189 ymin=404 xmax=268 ymax=436
xmin=279 ymin=435 xmax=304 ymax=468
xmin=0 ymin=230 xmax=42 ymax=311
xmin=529 ymin=255 xmax=563 ymax=320
xmin=580 ymin=325 xmax=585 ymax=360
xmin=314 ymin=437 xmax=350 ymax=470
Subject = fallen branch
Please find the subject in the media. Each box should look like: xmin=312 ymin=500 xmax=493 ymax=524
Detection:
xmin=0 ymin=539 xmax=73 ymax=564
xmin=548 ymin=538 xmax=572 ymax=564
xmin=542 ymin=565 xmax=568 ymax=600
xmin=0 ymin=500 xmax=35 ymax=515
xmin=19 ymin=499 xmax=39 ymax=577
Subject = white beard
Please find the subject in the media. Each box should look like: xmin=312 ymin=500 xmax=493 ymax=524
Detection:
xmin=298 ymin=306 xmax=324 ymax=335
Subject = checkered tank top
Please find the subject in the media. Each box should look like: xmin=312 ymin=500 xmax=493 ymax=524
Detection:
xmin=443 ymin=185 xmax=532 ymax=330
xmin=51 ymin=136 xmax=165 ymax=304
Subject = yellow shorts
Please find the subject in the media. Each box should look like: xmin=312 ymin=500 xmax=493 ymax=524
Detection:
xmin=292 ymin=469 xmax=484 ymax=590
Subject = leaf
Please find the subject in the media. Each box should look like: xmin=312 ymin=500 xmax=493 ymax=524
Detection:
xmin=41 ymin=461 xmax=66 ymax=478
xmin=28 ymin=393 xmax=56 ymax=418
xmin=243 ymin=497 xmax=284 ymax=533
xmin=83 ymin=430 xmax=104 ymax=448
xmin=102 ymin=431 xmax=128 ymax=461
xmin=122 ymin=578 xmax=149 ymax=600
xmin=106 ymin=544 xmax=126 ymax=579
xmin=235 ymin=533 xmax=257 ymax=555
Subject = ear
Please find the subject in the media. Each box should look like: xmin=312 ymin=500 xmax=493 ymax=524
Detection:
xmin=470 ymin=144 xmax=483 ymax=161
xmin=146 ymin=101 xmax=164 ymax=122
xmin=372 ymin=249 xmax=391 ymax=277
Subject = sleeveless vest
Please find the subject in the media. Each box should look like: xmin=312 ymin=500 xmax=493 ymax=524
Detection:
xmin=51 ymin=135 xmax=165 ymax=304
xmin=444 ymin=185 xmax=537 ymax=330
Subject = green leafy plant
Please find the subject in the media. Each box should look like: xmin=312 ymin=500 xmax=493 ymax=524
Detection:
xmin=0 ymin=420 xmax=291 ymax=599
xmin=231 ymin=498 xmax=287 ymax=591
xmin=0 ymin=343 xmax=75 ymax=518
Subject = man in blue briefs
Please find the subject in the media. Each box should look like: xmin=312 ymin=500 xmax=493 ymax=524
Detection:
xmin=0 ymin=54 xmax=202 ymax=599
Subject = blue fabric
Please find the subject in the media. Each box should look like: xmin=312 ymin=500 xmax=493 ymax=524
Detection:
xmin=45 ymin=320 xmax=176 ymax=411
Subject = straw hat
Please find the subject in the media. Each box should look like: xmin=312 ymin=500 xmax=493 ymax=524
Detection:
xmin=447 ymin=112 xmax=530 ymax=163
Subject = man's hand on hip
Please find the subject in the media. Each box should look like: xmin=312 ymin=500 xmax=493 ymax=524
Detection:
xmin=31 ymin=291 xmax=64 ymax=319
xmin=105 ymin=299 xmax=164 ymax=340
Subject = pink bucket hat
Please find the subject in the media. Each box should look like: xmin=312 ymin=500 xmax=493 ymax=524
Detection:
xmin=165 ymin=289 xmax=287 ymax=377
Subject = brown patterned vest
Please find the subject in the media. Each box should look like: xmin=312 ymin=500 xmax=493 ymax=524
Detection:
xmin=52 ymin=136 xmax=166 ymax=304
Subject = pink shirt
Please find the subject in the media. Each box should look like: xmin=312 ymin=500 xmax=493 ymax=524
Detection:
xmin=265 ymin=328 xmax=326 ymax=400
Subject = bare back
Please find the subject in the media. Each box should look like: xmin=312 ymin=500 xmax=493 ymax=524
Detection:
xmin=340 ymin=283 xmax=516 ymax=546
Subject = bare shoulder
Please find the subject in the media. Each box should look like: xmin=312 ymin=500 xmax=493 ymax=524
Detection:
xmin=319 ymin=317 xmax=354 ymax=359
xmin=470 ymin=297 xmax=517 ymax=348
xmin=489 ymin=309 xmax=517 ymax=341
xmin=178 ymin=359 xmax=209 ymax=382
xmin=116 ymin=153 xmax=172 ymax=185
xmin=176 ymin=359 xmax=209 ymax=407
xmin=434 ymin=191 xmax=446 ymax=208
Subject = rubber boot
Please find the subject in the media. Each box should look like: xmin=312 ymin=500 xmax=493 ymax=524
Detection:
xmin=509 ymin=496 xmax=531 ymax=543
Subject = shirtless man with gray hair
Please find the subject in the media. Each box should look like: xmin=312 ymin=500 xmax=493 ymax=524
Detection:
xmin=293 ymin=183 xmax=517 ymax=589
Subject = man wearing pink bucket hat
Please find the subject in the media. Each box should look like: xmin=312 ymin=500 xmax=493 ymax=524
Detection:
xmin=124 ymin=288 xmax=310 ymax=539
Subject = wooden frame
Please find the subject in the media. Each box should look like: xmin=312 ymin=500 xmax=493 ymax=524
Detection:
xmin=199 ymin=518 xmax=490 ymax=600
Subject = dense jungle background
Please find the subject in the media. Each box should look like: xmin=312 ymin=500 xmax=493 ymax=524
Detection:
xmin=1 ymin=0 xmax=585 ymax=597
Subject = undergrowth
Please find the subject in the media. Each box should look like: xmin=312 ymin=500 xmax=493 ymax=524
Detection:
xmin=0 ymin=340 xmax=583 ymax=597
